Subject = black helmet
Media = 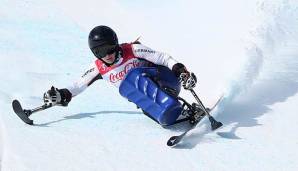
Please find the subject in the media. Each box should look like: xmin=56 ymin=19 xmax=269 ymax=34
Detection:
xmin=88 ymin=25 xmax=118 ymax=58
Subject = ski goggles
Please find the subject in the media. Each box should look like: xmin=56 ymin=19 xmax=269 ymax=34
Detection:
xmin=92 ymin=44 xmax=117 ymax=59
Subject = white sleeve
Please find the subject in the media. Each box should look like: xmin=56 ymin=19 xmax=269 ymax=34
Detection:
xmin=131 ymin=44 xmax=179 ymax=69
xmin=66 ymin=62 xmax=101 ymax=97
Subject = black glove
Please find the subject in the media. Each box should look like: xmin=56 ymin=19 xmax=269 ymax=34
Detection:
xmin=179 ymin=72 xmax=197 ymax=90
xmin=172 ymin=63 xmax=197 ymax=90
xmin=43 ymin=86 xmax=72 ymax=106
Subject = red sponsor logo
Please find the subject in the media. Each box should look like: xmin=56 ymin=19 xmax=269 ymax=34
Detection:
xmin=109 ymin=60 xmax=141 ymax=83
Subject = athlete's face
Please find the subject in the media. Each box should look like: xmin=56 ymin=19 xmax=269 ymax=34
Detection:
xmin=101 ymin=52 xmax=116 ymax=64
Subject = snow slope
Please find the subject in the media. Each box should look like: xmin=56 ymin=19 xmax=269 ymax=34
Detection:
xmin=1 ymin=0 xmax=298 ymax=170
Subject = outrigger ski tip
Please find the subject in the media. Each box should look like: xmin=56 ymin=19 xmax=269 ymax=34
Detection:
xmin=12 ymin=99 xmax=55 ymax=125
xmin=209 ymin=116 xmax=223 ymax=131
xmin=12 ymin=100 xmax=34 ymax=125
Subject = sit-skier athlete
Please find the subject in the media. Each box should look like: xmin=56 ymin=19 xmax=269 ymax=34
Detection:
xmin=43 ymin=25 xmax=197 ymax=121
xmin=12 ymin=25 xmax=223 ymax=146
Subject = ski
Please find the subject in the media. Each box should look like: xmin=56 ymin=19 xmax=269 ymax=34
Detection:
xmin=12 ymin=100 xmax=33 ymax=125
xmin=167 ymin=94 xmax=223 ymax=147
xmin=167 ymin=112 xmax=206 ymax=146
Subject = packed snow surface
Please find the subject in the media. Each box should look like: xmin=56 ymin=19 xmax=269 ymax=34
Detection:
xmin=1 ymin=0 xmax=298 ymax=170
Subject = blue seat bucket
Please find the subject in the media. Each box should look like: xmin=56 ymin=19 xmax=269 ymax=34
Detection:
xmin=119 ymin=67 xmax=182 ymax=126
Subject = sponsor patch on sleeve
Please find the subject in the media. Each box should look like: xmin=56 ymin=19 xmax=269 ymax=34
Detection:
xmin=82 ymin=67 xmax=95 ymax=78
xmin=135 ymin=49 xmax=156 ymax=54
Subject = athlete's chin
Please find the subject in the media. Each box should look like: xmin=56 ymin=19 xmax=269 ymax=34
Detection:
xmin=101 ymin=58 xmax=113 ymax=64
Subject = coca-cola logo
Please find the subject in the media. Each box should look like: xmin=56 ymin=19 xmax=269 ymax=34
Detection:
xmin=109 ymin=60 xmax=141 ymax=83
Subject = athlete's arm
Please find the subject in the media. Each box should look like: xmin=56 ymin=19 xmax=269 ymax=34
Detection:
xmin=131 ymin=43 xmax=197 ymax=89
xmin=131 ymin=44 xmax=179 ymax=69
xmin=43 ymin=62 xmax=102 ymax=106
xmin=66 ymin=62 xmax=102 ymax=97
